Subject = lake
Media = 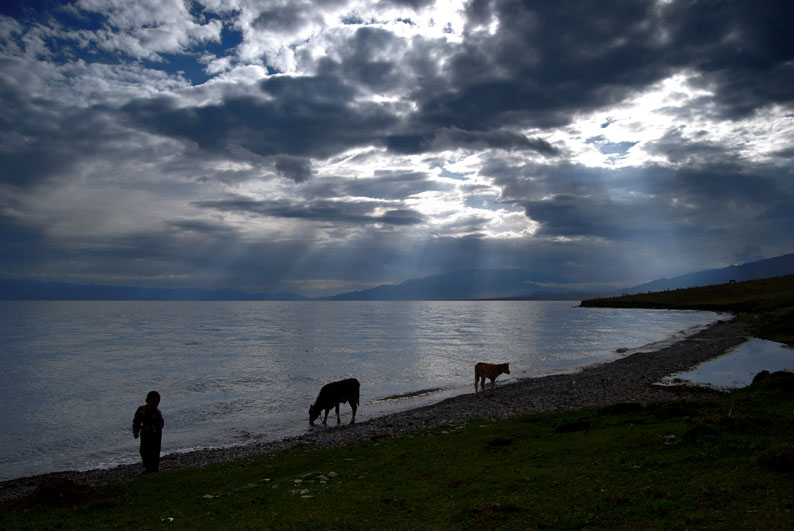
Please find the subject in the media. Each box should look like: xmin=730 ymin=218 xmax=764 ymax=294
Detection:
xmin=0 ymin=300 xmax=720 ymax=481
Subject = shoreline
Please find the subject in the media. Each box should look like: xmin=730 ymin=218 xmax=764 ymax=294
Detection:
xmin=0 ymin=317 xmax=749 ymax=502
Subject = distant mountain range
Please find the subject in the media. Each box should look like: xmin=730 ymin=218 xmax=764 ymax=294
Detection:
xmin=2 ymin=253 xmax=793 ymax=301
xmin=0 ymin=278 xmax=308 ymax=301
xmin=320 ymin=268 xmax=571 ymax=300
xmin=622 ymin=253 xmax=794 ymax=294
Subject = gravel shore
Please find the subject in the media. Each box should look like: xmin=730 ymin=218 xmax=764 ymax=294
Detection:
xmin=0 ymin=317 xmax=749 ymax=503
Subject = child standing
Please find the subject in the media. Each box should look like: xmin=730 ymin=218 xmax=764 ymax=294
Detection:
xmin=132 ymin=391 xmax=165 ymax=473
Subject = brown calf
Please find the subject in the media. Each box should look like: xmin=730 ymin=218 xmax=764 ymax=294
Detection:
xmin=474 ymin=362 xmax=510 ymax=397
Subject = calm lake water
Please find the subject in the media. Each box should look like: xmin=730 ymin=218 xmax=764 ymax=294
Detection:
xmin=0 ymin=300 xmax=720 ymax=481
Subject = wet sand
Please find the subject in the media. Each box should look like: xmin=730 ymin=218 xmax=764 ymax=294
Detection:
xmin=0 ymin=318 xmax=749 ymax=503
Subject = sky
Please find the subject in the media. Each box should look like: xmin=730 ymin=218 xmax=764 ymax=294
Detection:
xmin=1 ymin=0 xmax=793 ymax=297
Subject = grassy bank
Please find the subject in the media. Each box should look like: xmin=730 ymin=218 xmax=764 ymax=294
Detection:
xmin=581 ymin=275 xmax=794 ymax=345
xmin=3 ymin=372 xmax=794 ymax=529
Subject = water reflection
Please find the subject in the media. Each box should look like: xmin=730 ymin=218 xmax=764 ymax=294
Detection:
xmin=659 ymin=339 xmax=794 ymax=389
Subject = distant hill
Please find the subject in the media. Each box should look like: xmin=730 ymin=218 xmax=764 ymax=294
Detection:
xmin=321 ymin=269 xmax=573 ymax=300
xmin=5 ymin=253 xmax=792 ymax=301
xmin=0 ymin=278 xmax=308 ymax=301
xmin=624 ymin=253 xmax=794 ymax=294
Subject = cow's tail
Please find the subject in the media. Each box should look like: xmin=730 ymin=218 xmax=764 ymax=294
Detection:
xmin=354 ymin=380 xmax=361 ymax=407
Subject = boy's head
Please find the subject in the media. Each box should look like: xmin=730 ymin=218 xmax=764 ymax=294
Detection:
xmin=146 ymin=390 xmax=160 ymax=406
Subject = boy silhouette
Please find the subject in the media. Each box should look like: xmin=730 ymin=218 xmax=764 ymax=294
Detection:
xmin=132 ymin=391 xmax=164 ymax=473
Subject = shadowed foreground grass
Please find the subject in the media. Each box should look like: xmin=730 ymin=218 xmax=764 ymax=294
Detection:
xmin=3 ymin=372 xmax=794 ymax=529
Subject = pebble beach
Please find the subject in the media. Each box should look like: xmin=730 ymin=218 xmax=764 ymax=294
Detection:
xmin=0 ymin=318 xmax=749 ymax=503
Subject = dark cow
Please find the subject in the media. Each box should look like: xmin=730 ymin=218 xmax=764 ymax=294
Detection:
xmin=309 ymin=378 xmax=360 ymax=425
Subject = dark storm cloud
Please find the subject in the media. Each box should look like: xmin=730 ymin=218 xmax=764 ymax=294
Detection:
xmin=166 ymin=219 xmax=236 ymax=236
xmin=273 ymin=155 xmax=316 ymax=183
xmin=383 ymin=128 xmax=560 ymax=156
xmin=330 ymin=26 xmax=403 ymax=90
xmin=409 ymin=0 xmax=794 ymax=132
xmin=430 ymin=127 xmax=559 ymax=155
xmin=517 ymin=191 xmax=682 ymax=241
xmin=646 ymin=129 xmax=744 ymax=169
xmin=659 ymin=0 xmax=794 ymax=120
xmin=252 ymin=4 xmax=314 ymax=32
xmin=300 ymin=170 xmax=451 ymax=201
xmin=119 ymin=76 xmax=398 ymax=160
xmin=112 ymin=0 xmax=794 ymax=167
xmin=7 ymin=0 xmax=794 ymax=177
xmin=416 ymin=0 xmax=663 ymax=131
xmin=193 ymin=197 xmax=426 ymax=226
xmin=487 ymin=150 xmax=791 ymax=246
xmin=0 ymin=213 xmax=50 ymax=266
xmin=0 ymin=74 xmax=102 ymax=188
xmin=118 ymin=71 xmax=559 ymax=167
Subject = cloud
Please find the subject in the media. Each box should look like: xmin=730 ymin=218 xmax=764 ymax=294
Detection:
xmin=119 ymin=77 xmax=400 ymax=160
xmin=1 ymin=0 xmax=793 ymax=295
xmin=659 ymin=0 xmax=794 ymax=119
xmin=273 ymin=155 xmax=316 ymax=183
xmin=73 ymin=0 xmax=223 ymax=60
xmin=299 ymin=169 xmax=450 ymax=201
xmin=193 ymin=196 xmax=427 ymax=227
xmin=430 ymin=127 xmax=559 ymax=155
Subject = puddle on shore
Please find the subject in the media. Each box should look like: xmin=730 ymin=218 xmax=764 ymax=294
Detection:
xmin=658 ymin=338 xmax=794 ymax=390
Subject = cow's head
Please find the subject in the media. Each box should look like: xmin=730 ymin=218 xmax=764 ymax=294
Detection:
xmin=308 ymin=404 xmax=320 ymax=425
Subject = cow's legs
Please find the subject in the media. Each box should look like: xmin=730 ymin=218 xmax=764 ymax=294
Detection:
xmin=335 ymin=404 xmax=341 ymax=424
xmin=350 ymin=403 xmax=357 ymax=424
xmin=322 ymin=409 xmax=329 ymax=425
xmin=490 ymin=377 xmax=496 ymax=396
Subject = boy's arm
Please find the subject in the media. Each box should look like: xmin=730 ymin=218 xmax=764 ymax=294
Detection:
xmin=132 ymin=407 xmax=142 ymax=438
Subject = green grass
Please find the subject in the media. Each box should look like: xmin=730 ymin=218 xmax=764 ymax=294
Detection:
xmin=581 ymin=275 xmax=794 ymax=312
xmin=4 ymin=373 xmax=794 ymax=529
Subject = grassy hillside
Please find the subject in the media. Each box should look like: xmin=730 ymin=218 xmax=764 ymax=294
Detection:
xmin=582 ymin=275 xmax=794 ymax=312
xmin=3 ymin=372 xmax=794 ymax=529
xmin=582 ymin=275 xmax=794 ymax=345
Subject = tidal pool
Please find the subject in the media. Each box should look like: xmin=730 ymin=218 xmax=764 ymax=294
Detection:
xmin=659 ymin=338 xmax=794 ymax=389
